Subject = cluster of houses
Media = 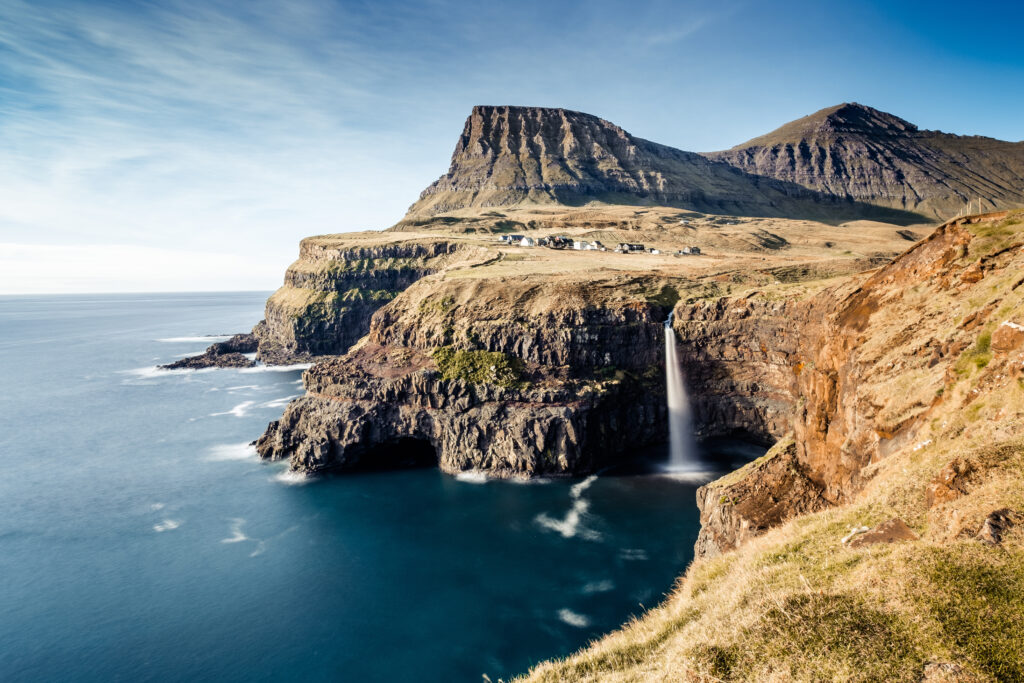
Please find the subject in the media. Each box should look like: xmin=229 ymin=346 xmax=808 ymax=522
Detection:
xmin=498 ymin=234 xmax=700 ymax=255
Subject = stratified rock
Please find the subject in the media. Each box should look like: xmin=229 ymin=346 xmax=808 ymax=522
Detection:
xmin=695 ymin=438 xmax=829 ymax=558
xmin=406 ymin=105 xmax=889 ymax=221
xmin=160 ymin=333 xmax=258 ymax=369
xmin=253 ymin=239 xmax=483 ymax=362
xmin=256 ymin=274 xmax=676 ymax=477
xmin=707 ymin=103 xmax=1024 ymax=219
xmin=846 ymin=518 xmax=919 ymax=548
xmin=256 ymin=345 xmax=665 ymax=477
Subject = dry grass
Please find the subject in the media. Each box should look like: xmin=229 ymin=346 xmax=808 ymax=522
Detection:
xmin=522 ymin=426 xmax=1024 ymax=681
xmin=519 ymin=214 xmax=1024 ymax=682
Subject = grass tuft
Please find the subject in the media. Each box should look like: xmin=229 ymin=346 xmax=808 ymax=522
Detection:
xmin=431 ymin=346 xmax=527 ymax=388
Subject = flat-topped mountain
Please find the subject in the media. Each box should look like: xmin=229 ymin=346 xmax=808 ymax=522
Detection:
xmin=406 ymin=105 xmax=907 ymax=221
xmin=707 ymin=102 xmax=1024 ymax=219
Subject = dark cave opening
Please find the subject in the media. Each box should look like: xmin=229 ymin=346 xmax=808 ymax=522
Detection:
xmin=353 ymin=437 xmax=439 ymax=472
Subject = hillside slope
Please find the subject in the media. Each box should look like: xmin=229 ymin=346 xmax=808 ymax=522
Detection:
xmin=524 ymin=210 xmax=1024 ymax=681
xmin=406 ymin=106 xmax=915 ymax=223
xmin=707 ymin=103 xmax=1024 ymax=220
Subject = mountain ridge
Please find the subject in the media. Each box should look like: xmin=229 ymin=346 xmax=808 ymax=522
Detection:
xmin=405 ymin=104 xmax=916 ymax=223
xmin=708 ymin=102 xmax=1024 ymax=218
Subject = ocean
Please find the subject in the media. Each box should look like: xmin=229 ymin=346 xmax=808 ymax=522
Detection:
xmin=0 ymin=292 xmax=760 ymax=682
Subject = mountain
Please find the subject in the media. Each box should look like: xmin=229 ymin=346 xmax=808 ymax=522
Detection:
xmin=406 ymin=105 xmax=909 ymax=221
xmin=707 ymin=102 xmax=1024 ymax=219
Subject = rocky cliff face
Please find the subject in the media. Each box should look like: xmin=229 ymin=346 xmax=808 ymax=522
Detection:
xmin=694 ymin=210 xmax=1024 ymax=555
xmin=708 ymin=103 xmax=1024 ymax=220
xmin=792 ymin=211 xmax=1023 ymax=501
xmin=256 ymin=274 xmax=675 ymax=476
xmin=253 ymin=238 xmax=481 ymax=362
xmin=406 ymin=105 xmax=894 ymax=221
xmin=672 ymin=295 xmax=809 ymax=443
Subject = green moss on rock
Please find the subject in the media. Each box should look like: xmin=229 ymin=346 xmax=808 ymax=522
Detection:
xmin=432 ymin=346 xmax=527 ymax=388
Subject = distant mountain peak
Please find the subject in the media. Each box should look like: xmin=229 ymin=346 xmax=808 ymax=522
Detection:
xmin=707 ymin=104 xmax=1024 ymax=219
xmin=404 ymin=105 xmax=848 ymax=219
xmin=728 ymin=103 xmax=918 ymax=150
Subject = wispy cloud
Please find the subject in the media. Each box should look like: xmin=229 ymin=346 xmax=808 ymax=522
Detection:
xmin=0 ymin=0 xmax=446 ymax=291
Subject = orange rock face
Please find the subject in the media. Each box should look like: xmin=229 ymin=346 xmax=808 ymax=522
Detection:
xmin=992 ymin=320 xmax=1024 ymax=353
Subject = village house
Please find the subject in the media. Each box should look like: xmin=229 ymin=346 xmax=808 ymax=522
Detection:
xmin=616 ymin=243 xmax=645 ymax=253
xmin=500 ymin=234 xmax=525 ymax=244
xmin=682 ymin=246 xmax=701 ymax=255
xmin=520 ymin=236 xmax=536 ymax=247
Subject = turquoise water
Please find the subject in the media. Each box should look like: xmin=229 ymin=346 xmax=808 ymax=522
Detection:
xmin=0 ymin=293 xmax=760 ymax=682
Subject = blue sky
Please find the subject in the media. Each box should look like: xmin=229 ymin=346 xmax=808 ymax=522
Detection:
xmin=1 ymin=0 xmax=1022 ymax=292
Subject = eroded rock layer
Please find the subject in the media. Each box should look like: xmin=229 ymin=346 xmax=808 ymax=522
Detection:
xmin=256 ymin=275 xmax=675 ymax=476
xmin=694 ymin=210 xmax=1024 ymax=554
xmin=407 ymin=105 xmax=899 ymax=221
xmin=254 ymin=238 xmax=481 ymax=362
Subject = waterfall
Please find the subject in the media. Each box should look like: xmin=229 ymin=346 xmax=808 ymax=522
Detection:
xmin=664 ymin=312 xmax=698 ymax=470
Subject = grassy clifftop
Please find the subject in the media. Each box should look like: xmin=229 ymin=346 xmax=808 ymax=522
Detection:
xmin=522 ymin=212 xmax=1024 ymax=682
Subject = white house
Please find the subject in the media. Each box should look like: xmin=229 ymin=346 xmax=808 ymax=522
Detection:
xmin=573 ymin=240 xmax=585 ymax=250
xmin=521 ymin=237 xmax=536 ymax=247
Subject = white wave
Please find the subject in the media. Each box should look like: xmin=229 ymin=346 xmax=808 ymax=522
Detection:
xmin=174 ymin=350 xmax=207 ymax=357
xmin=273 ymin=469 xmax=312 ymax=486
xmin=153 ymin=519 xmax=181 ymax=532
xmin=261 ymin=394 xmax=300 ymax=409
xmin=220 ymin=518 xmax=250 ymax=544
xmin=207 ymin=443 xmax=257 ymax=461
xmin=123 ymin=365 xmax=217 ymax=379
xmin=618 ymin=548 xmax=648 ymax=561
xmin=209 ymin=400 xmax=256 ymax=418
xmin=506 ymin=476 xmax=553 ymax=485
xmin=535 ymin=474 xmax=603 ymax=541
xmin=455 ymin=470 xmax=489 ymax=484
xmin=582 ymin=580 xmax=615 ymax=594
xmin=570 ymin=474 xmax=598 ymax=499
xmin=150 ymin=502 xmax=165 ymax=511
xmin=557 ymin=609 xmax=591 ymax=628
xmin=658 ymin=469 xmax=717 ymax=484
xmin=239 ymin=363 xmax=313 ymax=374
xmin=226 ymin=384 xmax=260 ymax=391
xmin=156 ymin=335 xmax=232 ymax=343
xmin=243 ymin=352 xmax=258 ymax=360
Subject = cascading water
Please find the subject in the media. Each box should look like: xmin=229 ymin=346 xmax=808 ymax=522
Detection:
xmin=664 ymin=312 xmax=699 ymax=470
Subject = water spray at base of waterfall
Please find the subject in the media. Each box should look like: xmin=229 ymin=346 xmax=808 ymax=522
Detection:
xmin=663 ymin=311 xmax=701 ymax=472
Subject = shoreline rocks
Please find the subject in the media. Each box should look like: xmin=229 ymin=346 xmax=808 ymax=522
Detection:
xmin=161 ymin=333 xmax=258 ymax=370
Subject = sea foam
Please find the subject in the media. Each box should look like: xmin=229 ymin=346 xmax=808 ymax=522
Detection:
xmin=207 ymin=443 xmax=257 ymax=461
xmin=153 ymin=519 xmax=182 ymax=532
xmin=454 ymin=470 xmax=489 ymax=484
xmin=557 ymin=609 xmax=591 ymax=628
xmin=156 ymin=335 xmax=232 ymax=343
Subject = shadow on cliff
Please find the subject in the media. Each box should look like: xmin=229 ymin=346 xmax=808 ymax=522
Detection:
xmin=346 ymin=437 xmax=439 ymax=473
xmin=678 ymin=340 xmax=796 ymax=448
xmin=547 ymin=167 xmax=928 ymax=227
